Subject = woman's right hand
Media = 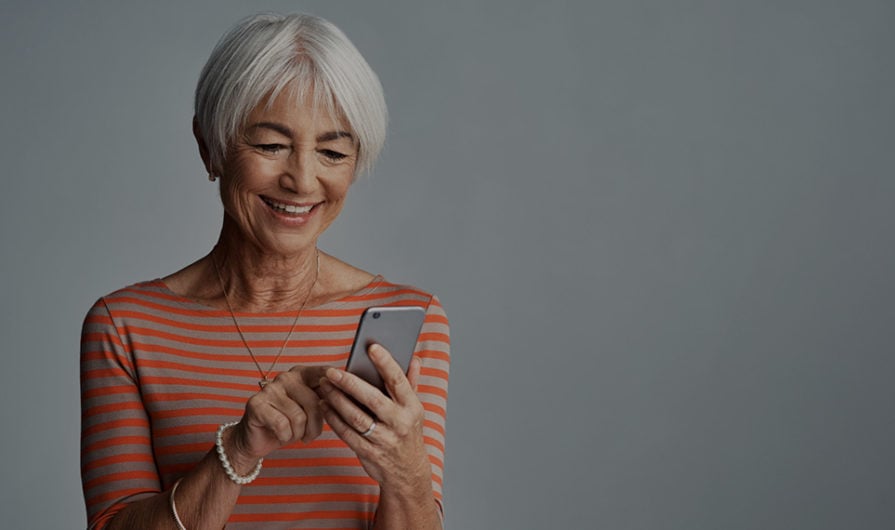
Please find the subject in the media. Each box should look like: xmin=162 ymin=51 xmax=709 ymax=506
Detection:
xmin=226 ymin=365 xmax=330 ymax=467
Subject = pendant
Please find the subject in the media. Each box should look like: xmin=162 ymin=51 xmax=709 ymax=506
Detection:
xmin=259 ymin=378 xmax=270 ymax=389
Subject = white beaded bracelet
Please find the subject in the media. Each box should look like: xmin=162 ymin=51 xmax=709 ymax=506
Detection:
xmin=216 ymin=421 xmax=263 ymax=485
xmin=169 ymin=478 xmax=187 ymax=530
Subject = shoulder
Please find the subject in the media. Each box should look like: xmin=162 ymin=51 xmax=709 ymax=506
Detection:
xmin=354 ymin=277 xmax=443 ymax=310
xmin=325 ymin=272 xmax=449 ymax=327
xmin=319 ymin=253 xmax=444 ymax=311
xmin=84 ymin=278 xmax=190 ymax=321
xmin=366 ymin=279 xmax=450 ymax=338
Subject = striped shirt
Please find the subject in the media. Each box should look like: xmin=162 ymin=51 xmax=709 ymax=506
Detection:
xmin=80 ymin=276 xmax=450 ymax=529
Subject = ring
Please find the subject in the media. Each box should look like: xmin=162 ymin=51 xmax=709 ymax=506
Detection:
xmin=360 ymin=420 xmax=376 ymax=437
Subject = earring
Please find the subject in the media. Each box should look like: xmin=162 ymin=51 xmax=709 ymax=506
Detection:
xmin=208 ymin=173 xmax=216 ymax=182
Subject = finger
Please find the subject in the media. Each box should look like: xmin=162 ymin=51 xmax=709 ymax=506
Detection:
xmin=287 ymin=384 xmax=324 ymax=443
xmin=324 ymin=368 xmax=392 ymax=420
xmin=406 ymin=356 xmax=421 ymax=392
xmin=289 ymin=365 xmax=329 ymax=390
xmin=368 ymin=343 xmax=415 ymax=405
xmin=262 ymin=383 xmax=307 ymax=441
xmin=320 ymin=399 xmax=373 ymax=451
xmin=318 ymin=378 xmax=381 ymax=433
xmin=247 ymin=397 xmax=295 ymax=445
xmin=275 ymin=370 xmax=325 ymax=442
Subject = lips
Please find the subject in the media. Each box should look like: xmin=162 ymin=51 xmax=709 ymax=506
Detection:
xmin=261 ymin=196 xmax=319 ymax=215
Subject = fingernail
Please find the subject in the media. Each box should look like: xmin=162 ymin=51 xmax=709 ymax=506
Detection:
xmin=327 ymin=369 xmax=343 ymax=382
xmin=368 ymin=343 xmax=382 ymax=358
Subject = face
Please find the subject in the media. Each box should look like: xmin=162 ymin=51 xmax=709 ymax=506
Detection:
xmin=214 ymin=88 xmax=358 ymax=257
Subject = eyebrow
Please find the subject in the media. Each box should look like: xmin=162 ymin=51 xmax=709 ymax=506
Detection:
xmin=247 ymin=122 xmax=354 ymax=143
xmin=247 ymin=122 xmax=293 ymax=137
xmin=316 ymin=131 xmax=354 ymax=142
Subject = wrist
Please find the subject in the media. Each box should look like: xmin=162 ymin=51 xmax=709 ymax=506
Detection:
xmin=216 ymin=421 xmax=263 ymax=483
xmin=376 ymin=472 xmax=442 ymax=530
xmin=224 ymin=424 xmax=256 ymax=471
xmin=379 ymin=464 xmax=434 ymax=501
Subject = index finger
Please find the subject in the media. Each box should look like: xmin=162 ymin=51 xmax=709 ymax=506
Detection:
xmin=287 ymin=365 xmax=330 ymax=390
xmin=367 ymin=343 xmax=416 ymax=405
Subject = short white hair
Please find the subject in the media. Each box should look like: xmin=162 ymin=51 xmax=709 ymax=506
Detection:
xmin=195 ymin=13 xmax=388 ymax=177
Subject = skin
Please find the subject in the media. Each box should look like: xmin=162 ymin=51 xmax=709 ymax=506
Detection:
xmin=104 ymin=87 xmax=442 ymax=529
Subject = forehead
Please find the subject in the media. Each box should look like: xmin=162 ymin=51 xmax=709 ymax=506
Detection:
xmin=246 ymin=82 xmax=350 ymax=135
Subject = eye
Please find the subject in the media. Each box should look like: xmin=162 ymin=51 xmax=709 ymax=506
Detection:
xmin=319 ymin=149 xmax=348 ymax=162
xmin=256 ymin=144 xmax=286 ymax=154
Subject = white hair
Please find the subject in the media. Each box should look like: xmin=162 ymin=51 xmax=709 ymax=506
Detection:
xmin=194 ymin=13 xmax=388 ymax=177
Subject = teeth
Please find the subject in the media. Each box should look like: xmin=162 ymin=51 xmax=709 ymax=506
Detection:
xmin=264 ymin=198 xmax=313 ymax=214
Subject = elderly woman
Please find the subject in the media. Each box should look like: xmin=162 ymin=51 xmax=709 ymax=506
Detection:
xmin=79 ymin=13 xmax=449 ymax=530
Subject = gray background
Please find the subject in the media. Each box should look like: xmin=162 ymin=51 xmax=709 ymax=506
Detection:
xmin=1 ymin=0 xmax=893 ymax=528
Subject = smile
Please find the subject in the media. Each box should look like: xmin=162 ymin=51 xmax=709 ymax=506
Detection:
xmin=261 ymin=196 xmax=318 ymax=215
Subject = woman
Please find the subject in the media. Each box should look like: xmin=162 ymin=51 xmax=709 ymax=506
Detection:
xmin=79 ymin=13 xmax=449 ymax=530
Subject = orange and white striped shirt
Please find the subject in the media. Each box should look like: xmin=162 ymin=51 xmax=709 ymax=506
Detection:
xmin=80 ymin=276 xmax=450 ymax=529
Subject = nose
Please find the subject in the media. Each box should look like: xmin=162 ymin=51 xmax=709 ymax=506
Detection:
xmin=280 ymin=149 xmax=317 ymax=195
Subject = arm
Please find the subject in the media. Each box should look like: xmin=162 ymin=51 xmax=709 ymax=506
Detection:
xmin=80 ymin=298 xmax=326 ymax=529
xmin=318 ymin=296 xmax=450 ymax=529
xmin=81 ymin=298 xmax=249 ymax=529
xmin=103 ymin=386 xmax=326 ymax=530
xmin=81 ymin=297 xmax=161 ymax=529
xmin=102 ymin=437 xmax=253 ymax=530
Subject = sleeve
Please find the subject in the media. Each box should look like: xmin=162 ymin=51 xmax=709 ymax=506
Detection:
xmin=80 ymin=298 xmax=161 ymax=529
xmin=413 ymin=295 xmax=451 ymax=516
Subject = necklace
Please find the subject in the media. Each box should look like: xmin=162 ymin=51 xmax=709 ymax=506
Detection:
xmin=212 ymin=249 xmax=320 ymax=390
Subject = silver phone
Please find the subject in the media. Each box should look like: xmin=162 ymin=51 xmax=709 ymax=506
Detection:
xmin=345 ymin=306 xmax=426 ymax=393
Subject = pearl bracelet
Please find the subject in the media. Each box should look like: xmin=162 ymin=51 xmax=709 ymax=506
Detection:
xmin=215 ymin=421 xmax=263 ymax=485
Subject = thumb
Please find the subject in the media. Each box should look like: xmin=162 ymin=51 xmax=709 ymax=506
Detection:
xmin=406 ymin=356 xmax=421 ymax=392
xmin=293 ymin=365 xmax=330 ymax=390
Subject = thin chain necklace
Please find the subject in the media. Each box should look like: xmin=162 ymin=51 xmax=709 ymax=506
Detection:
xmin=212 ymin=249 xmax=320 ymax=390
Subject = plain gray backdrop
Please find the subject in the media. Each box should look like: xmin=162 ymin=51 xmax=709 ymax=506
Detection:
xmin=1 ymin=0 xmax=893 ymax=528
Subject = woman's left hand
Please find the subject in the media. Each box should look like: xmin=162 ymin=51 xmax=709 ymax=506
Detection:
xmin=318 ymin=344 xmax=431 ymax=490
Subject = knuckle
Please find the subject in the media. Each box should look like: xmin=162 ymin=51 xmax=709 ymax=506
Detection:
xmin=386 ymin=372 xmax=405 ymax=389
xmin=369 ymin=394 xmax=388 ymax=411
xmin=332 ymin=421 xmax=349 ymax=437
xmin=264 ymin=385 xmax=283 ymax=401
xmin=274 ymin=371 xmax=298 ymax=387
xmin=352 ymin=411 xmax=369 ymax=427
xmin=246 ymin=394 xmax=264 ymax=410
xmin=394 ymin=422 xmax=411 ymax=438
xmin=340 ymin=375 xmax=357 ymax=391
xmin=355 ymin=442 xmax=375 ymax=459
xmin=272 ymin=414 xmax=290 ymax=433
xmin=410 ymin=401 xmax=424 ymax=417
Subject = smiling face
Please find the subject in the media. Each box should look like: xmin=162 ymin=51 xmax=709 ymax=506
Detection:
xmin=213 ymin=87 xmax=358 ymax=257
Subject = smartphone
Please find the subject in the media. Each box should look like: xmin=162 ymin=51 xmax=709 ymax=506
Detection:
xmin=345 ymin=306 xmax=426 ymax=393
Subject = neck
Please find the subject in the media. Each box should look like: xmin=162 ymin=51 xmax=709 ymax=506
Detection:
xmin=210 ymin=224 xmax=319 ymax=312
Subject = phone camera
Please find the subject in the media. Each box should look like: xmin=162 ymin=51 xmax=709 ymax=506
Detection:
xmin=372 ymin=312 xmax=381 ymax=319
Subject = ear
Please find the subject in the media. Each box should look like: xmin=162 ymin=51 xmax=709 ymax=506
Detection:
xmin=192 ymin=116 xmax=213 ymax=173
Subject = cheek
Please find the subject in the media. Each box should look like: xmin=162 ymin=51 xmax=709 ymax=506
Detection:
xmin=226 ymin=150 xmax=281 ymax=184
xmin=323 ymin=172 xmax=354 ymax=202
xmin=220 ymin=169 xmax=265 ymax=220
xmin=221 ymin=175 xmax=248 ymax=206
xmin=220 ymin=159 xmax=274 ymax=202
xmin=333 ymin=182 xmax=352 ymax=201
